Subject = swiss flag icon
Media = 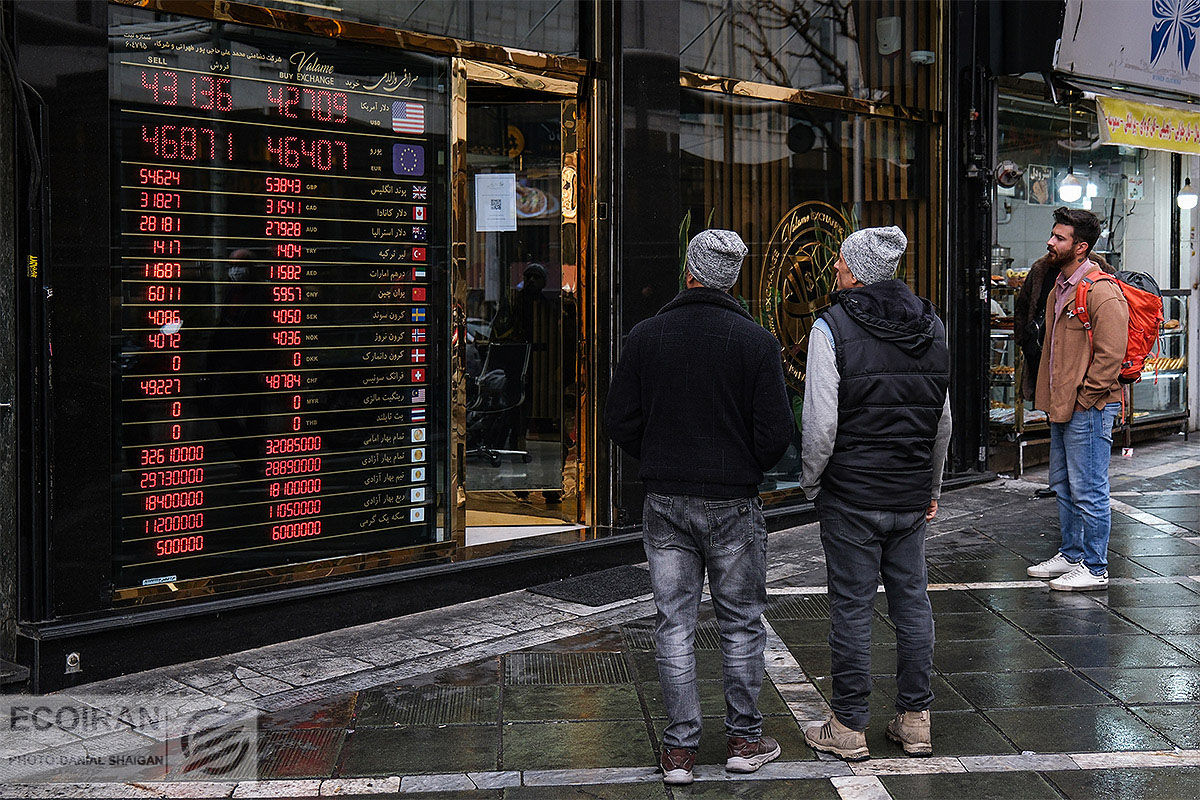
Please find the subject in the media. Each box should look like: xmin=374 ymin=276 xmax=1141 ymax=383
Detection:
xmin=412 ymin=247 xmax=427 ymax=262
xmin=411 ymin=287 xmax=427 ymax=302
xmin=411 ymin=368 xmax=426 ymax=383
xmin=413 ymin=206 xmax=426 ymax=221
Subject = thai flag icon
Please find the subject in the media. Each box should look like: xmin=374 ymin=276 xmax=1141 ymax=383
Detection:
xmin=411 ymin=368 xmax=426 ymax=382
xmin=413 ymin=185 xmax=428 ymax=200
xmin=412 ymin=328 xmax=426 ymax=343
xmin=392 ymin=101 xmax=425 ymax=135
xmin=411 ymin=407 xmax=426 ymax=423
xmin=411 ymin=487 xmax=426 ymax=503
xmin=410 ymin=507 xmax=425 ymax=522
xmin=412 ymin=307 xmax=426 ymax=323
xmin=411 ymin=287 xmax=427 ymax=302
xmin=411 ymin=348 xmax=426 ymax=363
xmin=413 ymin=206 xmax=426 ymax=221
xmin=411 ymin=466 xmax=426 ymax=481
xmin=412 ymin=247 xmax=427 ymax=262
xmin=411 ymin=427 xmax=426 ymax=442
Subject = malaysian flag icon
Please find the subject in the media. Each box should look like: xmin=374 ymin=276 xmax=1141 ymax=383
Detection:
xmin=392 ymin=101 xmax=425 ymax=135
xmin=412 ymin=388 xmax=426 ymax=403
xmin=411 ymin=407 xmax=427 ymax=423
xmin=412 ymin=328 xmax=426 ymax=343
xmin=412 ymin=307 xmax=426 ymax=322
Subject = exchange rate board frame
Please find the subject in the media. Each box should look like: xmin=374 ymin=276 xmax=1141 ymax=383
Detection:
xmin=109 ymin=3 xmax=449 ymax=596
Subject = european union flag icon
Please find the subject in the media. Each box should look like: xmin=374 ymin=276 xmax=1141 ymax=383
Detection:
xmin=412 ymin=307 xmax=426 ymax=322
xmin=393 ymin=144 xmax=425 ymax=176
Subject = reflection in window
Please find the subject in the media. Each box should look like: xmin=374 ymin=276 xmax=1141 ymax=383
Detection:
xmin=679 ymin=88 xmax=942 ymax=497
xmin=680 ymin=0 xmax=943 ymax=110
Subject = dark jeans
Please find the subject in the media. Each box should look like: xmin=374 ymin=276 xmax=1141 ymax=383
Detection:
xmin=642 ymin=492 xmax=768 ymax=750
xmin=817 ymin=493 xmax=934 ymax=731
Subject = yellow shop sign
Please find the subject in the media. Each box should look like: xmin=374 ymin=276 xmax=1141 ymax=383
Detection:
xmin=1096 ymin=96 xmax=1200 ymax=155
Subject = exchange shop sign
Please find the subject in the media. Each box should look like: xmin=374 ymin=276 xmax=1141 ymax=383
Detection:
xmin=1096 ymin=95 xmax=1200 ymax=156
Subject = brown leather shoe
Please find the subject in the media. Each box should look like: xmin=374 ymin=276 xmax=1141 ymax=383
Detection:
xmin=660 ymin=747 xmax=695 ymax=784
xmin=725 ymin=735 xmax=781 ymax=773
xmin=804 ymin=715 xmax=870 ymax=761
xmin=886 ymin=710 xmax=933 ymax=756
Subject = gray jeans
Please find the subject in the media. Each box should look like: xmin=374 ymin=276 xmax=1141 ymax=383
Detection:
xmin=817 ymin=494 xmax=934 ymax=731
xmin=642 ymin=492 xmax=768 ymax=750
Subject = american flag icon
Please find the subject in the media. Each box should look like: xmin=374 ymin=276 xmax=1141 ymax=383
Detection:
xmin=411 ymin=407 xmax=427 ymax=423
xmin=412 ymin=328 xmax=426 ymax=343
xmin=413 ymin=185 xmax=428 ymax=200
xmin=411 ymin=348 xmax=426 ymax=363
xmin=392 ymin=101 xmax=425 ymax=135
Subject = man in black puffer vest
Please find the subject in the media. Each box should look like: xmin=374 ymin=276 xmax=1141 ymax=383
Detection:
xmin=605 ymin=229 xmax=793 ymax=785
xmin=799 ymin=226 xmax=951 ymax=762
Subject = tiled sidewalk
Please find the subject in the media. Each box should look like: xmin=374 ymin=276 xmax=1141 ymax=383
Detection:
xmin=2 ymin=436 xmax=1199 ymax=798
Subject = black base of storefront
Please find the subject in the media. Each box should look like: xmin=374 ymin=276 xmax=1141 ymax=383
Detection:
xmin=14 ymin=477 xmax=993 ymax=694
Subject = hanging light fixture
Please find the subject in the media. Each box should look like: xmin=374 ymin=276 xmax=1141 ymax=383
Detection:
xmin=1177 ymin=177 xmax=1198 ymax=209
xmin=1059 ymin=170 xmax=1083 ymax=203
xmin=1058 ymin=102 xmax=1084 ymax=203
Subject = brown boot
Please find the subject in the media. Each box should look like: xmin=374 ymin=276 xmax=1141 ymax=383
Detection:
xmin=659 ymin=747 xmax=695 ymax=784
xmin=885 ymin=710 xmax=932 ymax=756
xmin=725 ymin=735 xmax=781 ymax=773
xmin=804 ymin=715 xmax=869 ymax=762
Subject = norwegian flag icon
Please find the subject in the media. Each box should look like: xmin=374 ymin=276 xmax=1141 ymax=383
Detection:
xmin=411 ymin=348 xmax=426 ymax=363
xmin=412 ymin=247 xmax=426 ymax=262
xmin=412 ymin=328 xmax=426 ymax=343
xmin=413 ymin=206 xmax=426 ymax=221
xmin=413 ymin=185 xmax=428 ymax=200
xmin=411 ymin=368 xmax=425 ymax=382
xmin=411 ymin=287 xmax=427 ymax=302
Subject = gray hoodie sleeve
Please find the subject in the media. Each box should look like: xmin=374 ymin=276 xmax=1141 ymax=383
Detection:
xmin=930 ymin=394 xmax=952 ymax=500
xmin=800 ymin=321 xmax=839 ymax=500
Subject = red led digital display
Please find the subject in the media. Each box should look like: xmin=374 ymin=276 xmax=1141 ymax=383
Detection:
xmin=112 ymin=6 xmax=442 ymax=591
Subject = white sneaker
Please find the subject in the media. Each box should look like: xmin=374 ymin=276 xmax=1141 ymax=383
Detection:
xmin=1027 ymin=553 xmax=1079 ymax=578
xmin=1049 ymin=564 xmax=1109 ymax=591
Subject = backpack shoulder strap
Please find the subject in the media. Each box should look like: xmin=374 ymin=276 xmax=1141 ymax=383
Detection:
xmin=1070 ymin=270 xmax=1113 ymax=331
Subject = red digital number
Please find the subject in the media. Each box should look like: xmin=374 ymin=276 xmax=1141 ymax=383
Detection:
xmin=145 ymin=285 xmax=182 ymax=302
xmin=275 ymin=243 xmax=302 ymax=258
xmin=270 ymin=520 xmax=321 ymax=541
xmin=139 ymin=378 xmax=182 ymax=396
xmin=155 ymin=535 xmax=204 ymax=557
xmin=272 ymin=286 xmax=302 ymax=302
xmin=264 ymin=220 xmax=302 ymax=237
xmin=138 ymin=168 xmax=181 ymax=186
xmin=145 ymin=512 xmax=204 ymax=535
xmin=143 ymin=262 xmax=181 ymax=279
xmin=146 ymin=332 xmax=182 ymax=349
xmin=264 ymin=435 xmax=321 ymax=455
xmin=265 ymin=177 xmax=302 ymax=194
xmin=272 ymin=330 xmax=302 ymax=346
xmin=144 ymin=489 xmax=204 ymax=512
xmin=264 ymin=456 xmax=321 ymax=476
xmin=273 ymin=308 xmax=302 ymax=324
xmin=264 ymin=373 xmax=301 ymax=389
xmin=145 ymin=308 xmax=181 ymax=326
xmin=269 ymin=498 xmax=322 ymax=519
xmin=271 ymin=265 xmax=302 ymax=280
xmin=139 ymin=192 xmax=181 ymax=210
xmin=168 ymin=445 xmax=205 ymax=464
xmin=265 ymin=135 xmax=348 ymax=171
xmin=140 ymin=467 xmax=204 ymax=489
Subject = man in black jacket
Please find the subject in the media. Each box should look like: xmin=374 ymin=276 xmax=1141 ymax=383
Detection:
xmin=605 ymin=229 xmax=793 ymax=785
xmin=799 ymin=226 xmax=951 ymax=761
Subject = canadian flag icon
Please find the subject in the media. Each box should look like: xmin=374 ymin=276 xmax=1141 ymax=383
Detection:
xmin=413 ymin=206 xmax=426 ymax=221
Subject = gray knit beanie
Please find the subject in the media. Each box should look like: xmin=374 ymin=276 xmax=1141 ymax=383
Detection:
xmin=686 ymin=229 xmax=747 ymax=290
xmin=840 ymin=226 xmax=907 ymax=285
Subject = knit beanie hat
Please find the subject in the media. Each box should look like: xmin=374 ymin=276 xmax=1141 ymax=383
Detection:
xmin=686 ymin=229 xmax=748 ymax=290
xmin=840 ymin=226 xmax=907 ymax=285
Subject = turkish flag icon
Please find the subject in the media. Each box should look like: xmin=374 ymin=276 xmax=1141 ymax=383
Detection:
xmin=411 ymin=287 xmax=427 ymax=302
xmin=412 ymin=368 xmax=426 ymax=382
xmin=412 ymin=247 xmax=427 ymax=262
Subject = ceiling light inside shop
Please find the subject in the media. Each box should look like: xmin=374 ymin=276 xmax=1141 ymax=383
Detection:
xmin=1177 ymin=177 xmax=1198 ymax=210
xmin=1058 ymin=171 xmax=1083 ymax=203
xmin=1086 ymin=181 xmax=1099 ymax=197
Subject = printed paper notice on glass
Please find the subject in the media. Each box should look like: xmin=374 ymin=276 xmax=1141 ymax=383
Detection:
xmin=475 ymin=173 xmax=517 ymax=232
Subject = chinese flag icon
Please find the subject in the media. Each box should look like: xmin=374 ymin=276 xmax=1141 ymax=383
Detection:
xmin=412 ymin=368 xmax=426 ymax=382
xmin=412 ymin=247 xmax=427 ymax=262
xmin=411 ymin=287 xmax=427 ymax=302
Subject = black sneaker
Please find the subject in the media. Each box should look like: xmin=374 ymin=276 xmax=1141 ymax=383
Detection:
xmin=660 ymin=747 xmax=695 ymax=785
xmin=725 ymin=735 xmax=781 ymax=773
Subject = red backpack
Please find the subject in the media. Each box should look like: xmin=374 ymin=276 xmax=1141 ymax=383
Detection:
xmin=1071 ymin=269 xmax=1164 ymax=384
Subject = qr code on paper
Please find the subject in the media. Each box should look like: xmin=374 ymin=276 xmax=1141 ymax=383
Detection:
xmin=490 ymin=198 xmax=502 ymax=211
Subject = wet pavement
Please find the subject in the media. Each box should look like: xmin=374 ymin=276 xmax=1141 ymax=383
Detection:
xmin=2 ymin=435 xmax=1200 ymax=798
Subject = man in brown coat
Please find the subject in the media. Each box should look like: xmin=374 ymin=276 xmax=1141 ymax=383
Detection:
xmin=1026 ymin=207 xmax=1128 ymax=591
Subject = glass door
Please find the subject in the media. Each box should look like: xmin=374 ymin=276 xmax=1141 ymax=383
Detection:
xmin=450 ymin=61 xmax=588 ymax=546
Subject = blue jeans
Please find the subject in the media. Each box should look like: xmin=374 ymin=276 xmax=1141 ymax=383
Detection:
xmin=642 ymin=492 xmax=768 ymax=750
xmin=817 ymin=494 xmax=934 ymax=732
xmin=1048 ymin=402 xmax=1121 ymax=575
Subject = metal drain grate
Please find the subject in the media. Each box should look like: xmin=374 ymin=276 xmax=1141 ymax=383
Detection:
xmin=764 ymin=595 xmax=832 ymax=620
xmin=357 ymin=686 xmax=497 ymax=726
xmin=622 ymin=624 xmax=723 ymax=651
xmin=505 ymin=651 xmax=631 ymax=685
